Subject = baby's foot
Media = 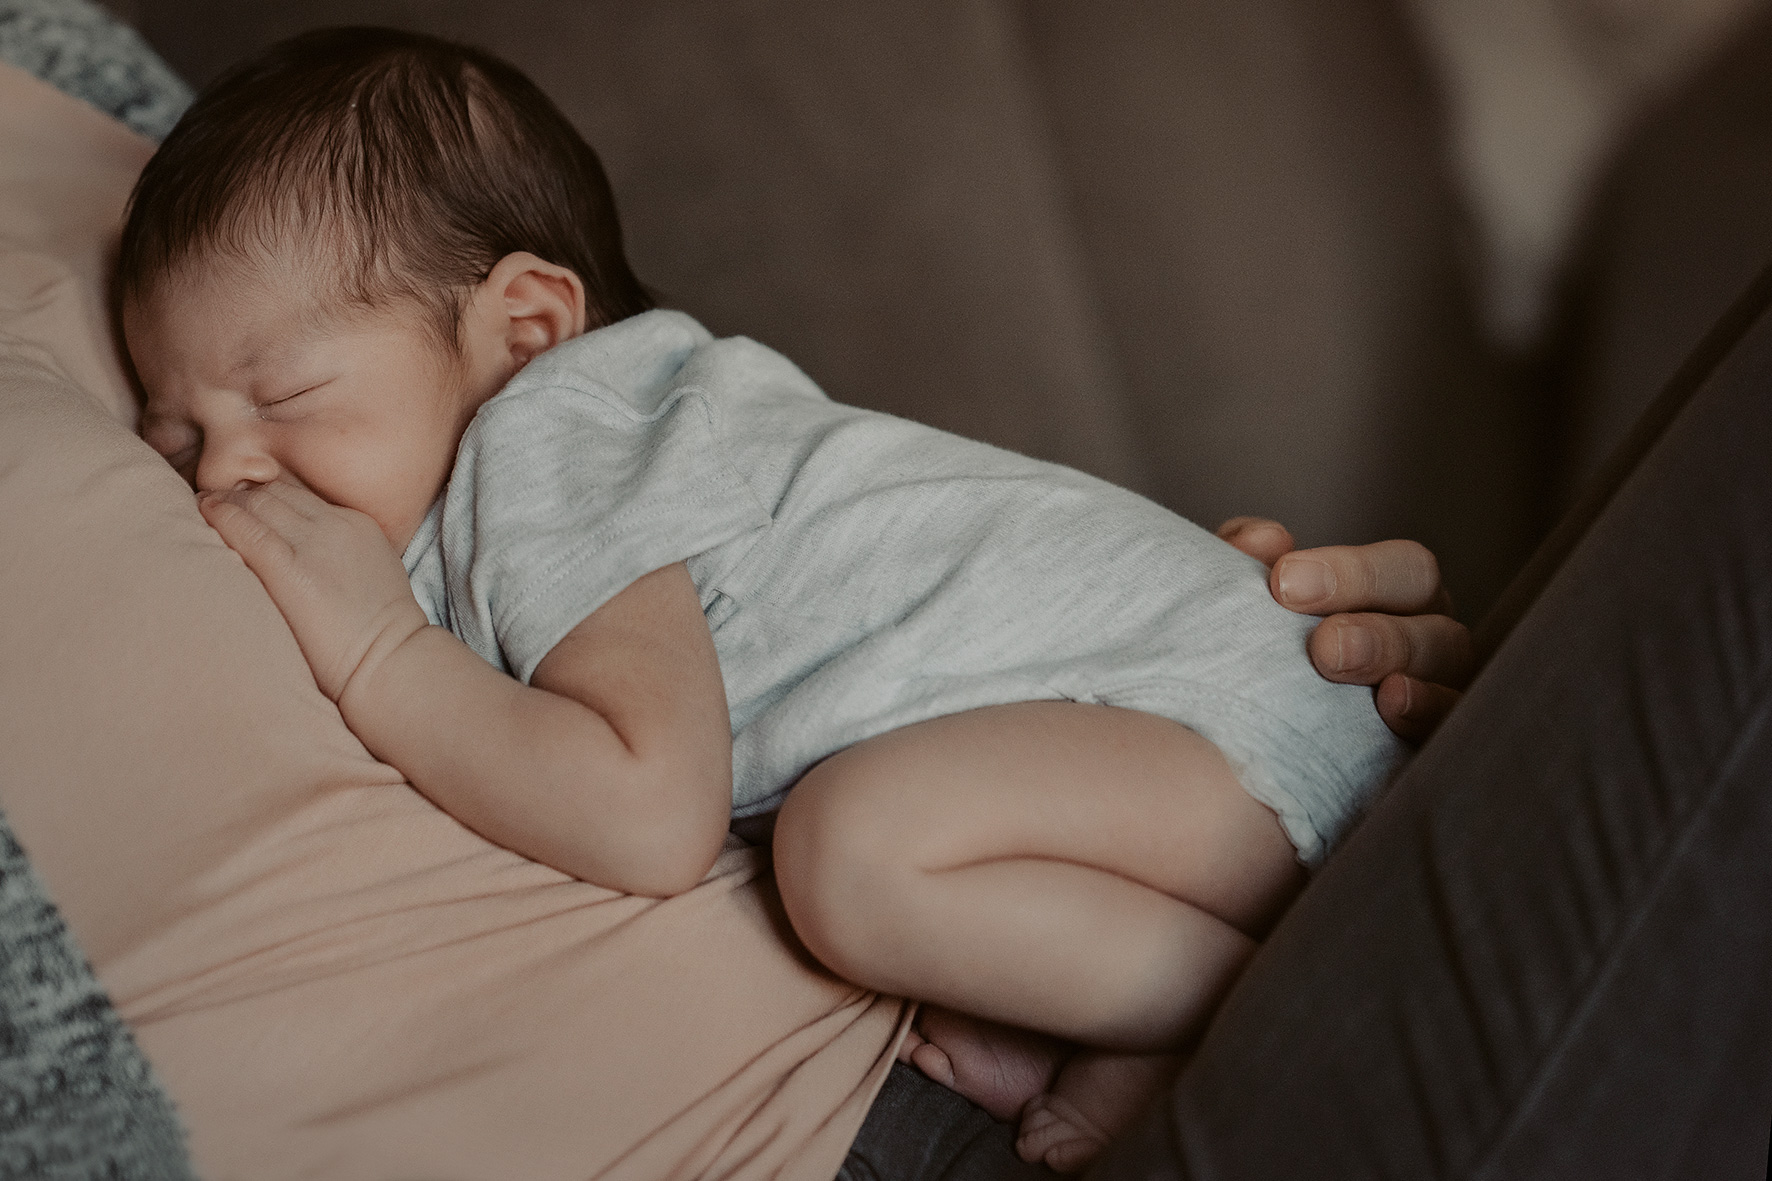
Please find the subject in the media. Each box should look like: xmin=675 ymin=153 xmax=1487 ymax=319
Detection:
xmin=897 ymin=1006 xmax=1068 ymax=1122
xmin=1015 ymin=1050 xmax=1182 ymax=1174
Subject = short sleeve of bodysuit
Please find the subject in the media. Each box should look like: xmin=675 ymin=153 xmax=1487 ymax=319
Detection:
xmin=407 ymin=315 xmax=770 ymax=681
xmin=404 ymin=310 xmax=1408 ymax=865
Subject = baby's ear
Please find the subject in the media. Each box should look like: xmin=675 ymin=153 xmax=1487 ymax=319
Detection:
xmin=484 ymin=252 xmax=587 ymax=368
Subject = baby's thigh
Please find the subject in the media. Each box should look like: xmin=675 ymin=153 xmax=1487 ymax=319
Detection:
xmin=771 ymin=701 xmax=1304 ymax=939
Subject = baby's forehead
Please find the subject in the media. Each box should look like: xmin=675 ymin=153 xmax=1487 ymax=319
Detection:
xmin=129 ymin=256 xmax=388 ymax=389
xmin=135 ymin=246 xmax=378 ymax=338
xmin=142 ymin=239 xmax=331 ymax=305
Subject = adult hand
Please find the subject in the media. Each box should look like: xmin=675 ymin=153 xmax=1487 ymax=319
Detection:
xmin=1217 ymin=517 xmax=1474 ymax=742
xmin=198 ymin=478 xmax=429 ymax=702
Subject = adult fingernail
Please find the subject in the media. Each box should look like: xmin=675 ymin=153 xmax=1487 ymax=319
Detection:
xmin=1277 ymin=558 xmax=1334 ymax=605
xmin=1334 ymin=624 xmax=1376 ymax=673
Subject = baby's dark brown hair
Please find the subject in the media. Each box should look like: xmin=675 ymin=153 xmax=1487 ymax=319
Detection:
xmin=119 ymin=26 xmax=651 ymax=348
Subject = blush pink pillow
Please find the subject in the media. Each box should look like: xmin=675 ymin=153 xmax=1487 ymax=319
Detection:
xmin=0 ymin=61 xmax=903 ymax=1179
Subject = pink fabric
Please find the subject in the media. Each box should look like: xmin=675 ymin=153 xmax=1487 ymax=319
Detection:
xmin=0 ymin=62 xmax=904 ymax=1179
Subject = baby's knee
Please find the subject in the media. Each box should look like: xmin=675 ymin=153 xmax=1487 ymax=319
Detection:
xmin=773 ymin=765 xmax=908 ymax=981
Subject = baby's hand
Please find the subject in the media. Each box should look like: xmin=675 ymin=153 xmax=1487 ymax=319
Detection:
xmin=1217 ymin=516 xmax=1475 ymax=742
xmin=198 ymin=479 xmax=428 ymax=702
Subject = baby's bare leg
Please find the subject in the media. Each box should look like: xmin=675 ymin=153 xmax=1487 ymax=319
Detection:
xmin=772 ymin=701 xmax=1304 ymax=1167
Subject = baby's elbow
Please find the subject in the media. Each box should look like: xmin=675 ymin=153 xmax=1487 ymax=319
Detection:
xmin=626 ymin=861 xmax=713 ymax=899
xmin=613 ymin=831 xmax=723 ymax=898
xmin=609 ymin=781 xmax=729 ymax=898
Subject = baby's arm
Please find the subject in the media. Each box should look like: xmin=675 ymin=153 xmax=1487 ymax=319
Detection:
xmin=198 ymin=479 xmax=732 ymax=897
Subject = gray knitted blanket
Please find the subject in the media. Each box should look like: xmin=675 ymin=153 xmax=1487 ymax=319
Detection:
xmin=0 ymin=0 xmax=189 ymax=138
xmin=2 ymin=1 xmax=195 ymax=1175
xmin=0 ymin=819 xmax=192 ymax=1179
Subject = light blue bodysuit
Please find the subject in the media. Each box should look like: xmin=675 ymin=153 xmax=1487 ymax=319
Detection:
xmin=403 ymin=310 xmax=1407 ymax=866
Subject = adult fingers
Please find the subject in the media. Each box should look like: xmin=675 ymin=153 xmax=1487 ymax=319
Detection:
xmin=1374 ymin=673 xmax=1463 ymax=743
xmin=1270 ymin=539 xmax=1453 ymax=616
xmin=1307 ymin=611 xmax=1476 ymax=689
xmin=1215 ymin=516 xmax=1295 ymax=567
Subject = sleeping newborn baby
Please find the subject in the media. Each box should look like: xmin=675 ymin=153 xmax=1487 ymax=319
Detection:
xmin=121 ymin=28 xmax=1408 ymax=1172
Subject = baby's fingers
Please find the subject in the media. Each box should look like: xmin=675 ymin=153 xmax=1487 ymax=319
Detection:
xmin=250 ymin=475 xmax=330 ymax=522
xmin=206 ymin=481 xmax=316 ymax=538
xmin=196 ymin=485 xmax=318 ymax=602
xmin=197 ymin=489 xmax=305 ymax=588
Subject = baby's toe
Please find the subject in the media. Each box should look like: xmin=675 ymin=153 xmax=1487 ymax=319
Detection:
xmin=1015 ymin=1095 xmax=1109 ymax=1174
xmin=908 ymin=1039 xmax=957 ymax=1088
xmin=896 ymin=1026 xmax=926 ymax=1064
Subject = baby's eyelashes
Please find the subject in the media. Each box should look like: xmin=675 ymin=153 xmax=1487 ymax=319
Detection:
xmin=253 ymin=380 xmax=331 ymax=415
xmin=256 ymin=388 xmax=308 ymax=411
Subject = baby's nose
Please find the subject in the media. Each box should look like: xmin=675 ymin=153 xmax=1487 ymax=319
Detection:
xmin=193 ymin=432 xmax=279 ymax=493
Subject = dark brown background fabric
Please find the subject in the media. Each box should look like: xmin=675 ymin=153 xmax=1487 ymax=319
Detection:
xmin=1020 ymin=0 xmax=1537 ymax=616
xmin=1561 ymin=5 xmax=1772 ymax=499
xmin=118 ymin=0 xmax=1772 ymax=619
xmin=126 ymin=0 xmax=1547 ymax=617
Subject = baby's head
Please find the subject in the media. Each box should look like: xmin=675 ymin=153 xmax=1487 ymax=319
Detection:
xmin=122 ymin=26 xmax=650 ymax=549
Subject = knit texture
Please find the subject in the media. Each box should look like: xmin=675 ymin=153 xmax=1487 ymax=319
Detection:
xmin=0 ymin=815 xmax=193 ymax=1179
xmin=0 ymin=0 xmax=189 ymax=140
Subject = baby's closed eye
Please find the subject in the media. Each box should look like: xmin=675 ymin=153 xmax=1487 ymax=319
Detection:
xmin=253 ymin=380 xmax=331 ymax=415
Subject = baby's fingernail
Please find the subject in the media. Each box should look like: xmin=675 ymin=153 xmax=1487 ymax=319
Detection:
xmin=1334 ymin=623 xmax=1376 ymax=673
xmin=1277 ymin=558 xmax=1334 ymax=605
